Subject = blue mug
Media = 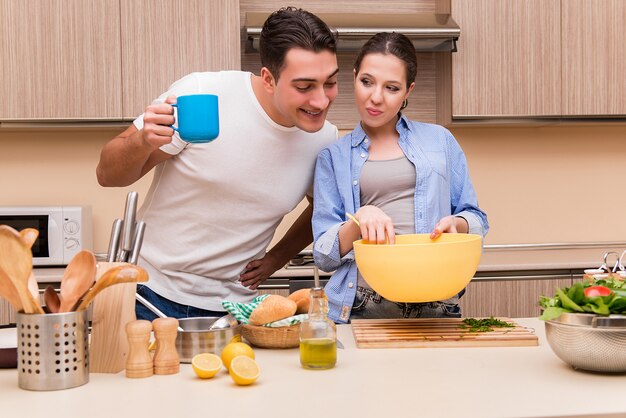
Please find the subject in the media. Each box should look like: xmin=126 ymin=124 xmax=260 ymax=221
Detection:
xmin=171 ymin=94 xmax=219 ymax=143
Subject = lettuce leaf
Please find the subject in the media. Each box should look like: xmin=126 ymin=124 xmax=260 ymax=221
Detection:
xmin=539 ymin=277 xmax=626 ymax=320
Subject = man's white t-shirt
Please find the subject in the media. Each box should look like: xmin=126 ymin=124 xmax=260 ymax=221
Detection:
xmin=133 ymin=71 xmax=338 ymax=310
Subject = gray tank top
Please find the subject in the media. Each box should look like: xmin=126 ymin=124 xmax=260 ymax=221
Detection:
xmin=358 ymin=155 xmax=416 ymax=288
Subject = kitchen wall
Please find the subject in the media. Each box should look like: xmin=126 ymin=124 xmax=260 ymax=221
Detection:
xmin=450 ymin=124 xmax=626 ymax=244
xmin=0 ymin=128 xmax=152 ymax=255
xmin=1 ymin=123 xmax=624 ymax=253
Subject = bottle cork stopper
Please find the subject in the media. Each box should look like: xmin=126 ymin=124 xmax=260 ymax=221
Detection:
xmin=152 ymin=317 xmax=180 ymax=375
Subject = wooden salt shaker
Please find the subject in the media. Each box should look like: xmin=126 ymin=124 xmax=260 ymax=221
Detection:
xmin=125 ymin=320 xmax=153 ymax=378
xmin=152 ymin=317 xmax=180 ymax=375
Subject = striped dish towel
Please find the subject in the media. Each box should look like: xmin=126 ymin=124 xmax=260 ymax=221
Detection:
xmin=264 ymin=314 xmax=308 ymax=328
xmin=221 ymin=294 xmax=270 ymax=324
xmin=221 ymin=295 xmax=308 ymax=327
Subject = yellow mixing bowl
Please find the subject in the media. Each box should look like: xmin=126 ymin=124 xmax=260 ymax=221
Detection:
xmin=353 ymin=233 xmax=482 ymax=303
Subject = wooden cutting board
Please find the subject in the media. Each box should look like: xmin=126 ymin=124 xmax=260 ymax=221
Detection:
xmin=351 ymin=317 xmax=538 ymax=348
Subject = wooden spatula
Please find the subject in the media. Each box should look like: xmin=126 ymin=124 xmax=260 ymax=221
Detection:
xmin=19 ymin=228 xmax=42 ymax=306
xmin=44 ymin=285 xmax=61 ymax=314
xmin=75 ymin=264 xmax=148 ymax=311
xmin=0 ymin=265 xmax=24 ymax=311
xmin=0 ymin=225 xmax=43 ymax=314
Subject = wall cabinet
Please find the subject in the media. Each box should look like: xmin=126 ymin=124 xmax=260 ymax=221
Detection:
xmin=561 ymin=0 xmax=626 ymax=116
xmin=451 ymin=0 xmax=626 ymax=119
xmin=121 ymin=0 xmax=240 ymax=118
xmin=452 ymin=0 xmax=560 ymax=118
xmin=0 ymin=0 xmax=240 ymax=121
xmin=0 ymin=0 xmax=122 ymax=120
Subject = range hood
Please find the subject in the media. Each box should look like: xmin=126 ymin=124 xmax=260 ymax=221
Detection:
xmin=244 ymin=13 xmax=460 ymax=53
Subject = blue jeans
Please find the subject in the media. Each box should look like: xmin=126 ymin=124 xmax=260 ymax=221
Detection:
xmin=350 ymin=286 xmax=462 ymax=320
xmin=135 ymin=284 xmax=226 ymax=321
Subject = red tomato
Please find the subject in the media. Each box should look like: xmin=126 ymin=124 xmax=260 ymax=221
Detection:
xmin=584 ymin=285 xmax=613 ymax=297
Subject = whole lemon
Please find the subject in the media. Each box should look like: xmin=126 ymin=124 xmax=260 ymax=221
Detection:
xmin=221 ymin=342 xmax=255 ymax=371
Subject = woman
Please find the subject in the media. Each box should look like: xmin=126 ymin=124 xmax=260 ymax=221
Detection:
xmin=312 ymin=32 xmax=488 ymax=323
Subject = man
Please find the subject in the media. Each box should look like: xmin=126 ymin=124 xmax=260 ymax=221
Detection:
xmin=96 ymin=7 xmax=339 ymax=320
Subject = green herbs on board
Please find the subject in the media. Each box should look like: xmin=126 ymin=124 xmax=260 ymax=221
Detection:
xmin=459 ymin=317 xmax=515 ymax=333
xmin=539 ymin=274 xmax=626 ymax=321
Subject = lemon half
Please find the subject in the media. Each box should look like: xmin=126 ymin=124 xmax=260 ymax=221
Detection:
xmin=191 ymin=353 xmax=223 ymax=379
xmin=229 ymin=355 xmax=260 ymax=386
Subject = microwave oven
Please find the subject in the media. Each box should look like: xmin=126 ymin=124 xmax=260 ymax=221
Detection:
xmin=0 ymin=206 xmax=93 ymax=266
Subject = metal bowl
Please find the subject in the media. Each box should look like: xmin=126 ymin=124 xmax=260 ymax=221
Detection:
xmin=545 ymin=313 xmax=626 ymax=373
xmin=175 ymin=317 xmax=241 ymax=363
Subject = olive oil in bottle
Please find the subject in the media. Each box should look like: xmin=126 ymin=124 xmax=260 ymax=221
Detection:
xmin=300 ymin=338 xmax=337 ymax=369
xmin=299 ymin=271 xmax=337 ymax=370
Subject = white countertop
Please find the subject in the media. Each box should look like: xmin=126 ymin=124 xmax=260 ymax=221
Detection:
xmin=1 ymin=318 xmax=626 ymax=418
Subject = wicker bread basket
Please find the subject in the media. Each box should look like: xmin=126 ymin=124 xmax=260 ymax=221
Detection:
xmin=241 ymin=324 xmax=300 ymax=349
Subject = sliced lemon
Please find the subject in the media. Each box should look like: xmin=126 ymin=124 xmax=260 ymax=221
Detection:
xmin=229 ymin=355 xmax=260 ymax=386
xmin=191 ymin=353 xmax=223 ymax=379
xmin=221 ymin=342 xmax=255 ymax=371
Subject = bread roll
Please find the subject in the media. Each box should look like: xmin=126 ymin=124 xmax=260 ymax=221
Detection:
xmin=248 ymin=295 xmax=297 ymax=325
xmin=288 ymin=289 xmax=310 ymax=314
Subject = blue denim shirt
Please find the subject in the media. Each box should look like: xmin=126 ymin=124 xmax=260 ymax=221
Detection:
xmin=312 ymin=115 xmax=489 ymax=323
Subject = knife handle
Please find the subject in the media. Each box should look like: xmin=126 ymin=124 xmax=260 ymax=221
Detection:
xmin=121 ymin=191 xmax=139 ymax=254
xmin=106 ymin=219 xmax=124 ymax=262
xmin=129 ymin=221 xmax=146 ymax=265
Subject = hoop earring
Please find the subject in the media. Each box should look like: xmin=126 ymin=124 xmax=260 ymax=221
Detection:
xmin=401 ymin=99 xmax=408 ymax=110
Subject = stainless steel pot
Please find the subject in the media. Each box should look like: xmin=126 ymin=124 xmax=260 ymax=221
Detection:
xmin=175 ymin=317 xmax=241 ymax=363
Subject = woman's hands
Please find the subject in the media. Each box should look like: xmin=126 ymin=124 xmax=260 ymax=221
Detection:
xmin=353 ymin=206 xmax=396 ymax=245
xmin=430 ymin=215 xmax=468 ymax=239
xmin=339 ymin=210 xmax=469 ymax=256
xmin=339 ymin=206 xmax=394 ymax=257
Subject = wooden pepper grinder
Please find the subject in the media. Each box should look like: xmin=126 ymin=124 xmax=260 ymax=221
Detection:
xmin=152 ymin=317 xmax=180 ymax=375
xmin=125 ymin=320 xmax=153 ymax=378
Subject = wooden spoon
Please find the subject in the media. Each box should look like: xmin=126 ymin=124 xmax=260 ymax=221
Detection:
xmin=0 ymin=225 xmax=43 ymax=314
xmin=19 ymin=228 xmax=39 ymax=248
xmin=19 ymin=228 xmax=42 ymax=306
xmin=44 ymin=285 xmax=61 ymax=314
xmin=0 ymin=265 xmax=24 ymax=311
xmin=76 ymin=264 xmax=148 ymax=311
xmin=58 ymin=250 xmax=96 ymax=313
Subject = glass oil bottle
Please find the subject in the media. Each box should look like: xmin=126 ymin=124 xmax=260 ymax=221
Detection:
xmin=299 ymin=267 xmax=337 ymax=370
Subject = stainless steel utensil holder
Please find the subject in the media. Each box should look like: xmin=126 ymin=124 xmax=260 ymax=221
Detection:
xmin=17 ymin=310 xmax=89 ymax=390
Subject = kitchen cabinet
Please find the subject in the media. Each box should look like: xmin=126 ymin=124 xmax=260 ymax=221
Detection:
xmin=0 ymin=290 xmax=44 ymax=326
xmin=258 ymin=289 xmax=289 ymax=297
xmin=459 ymin=274 xmax=572 ymax=318
xmin=0 ymin=299 xmax=16 ymax=326
xmin=562 ymin=0 xmax=626 ymax=116
xmin=451 ymin=0 xmax=626 ymax=120
xmin=451 ymin=0 xmax=561 ymax=118
xmin=258 ymin=280 xmax=290 ymax=298
xmin=0 ymin=0 xmax=122 ymax=120
xmin=0 ymin=0 xmax=240 ymax=121
xmin=120 ymin=0 xmax=240 ymax=118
